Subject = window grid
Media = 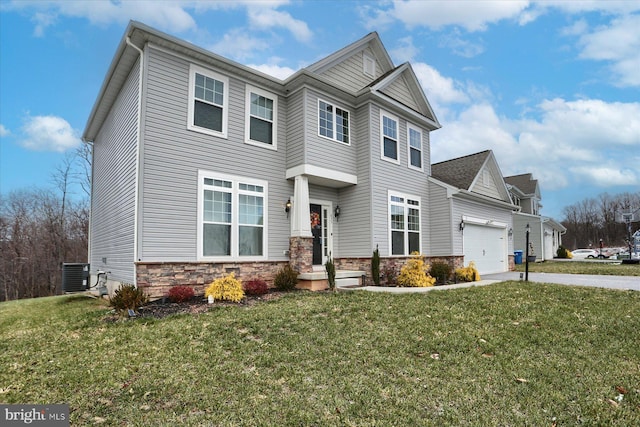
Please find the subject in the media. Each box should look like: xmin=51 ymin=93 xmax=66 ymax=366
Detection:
xmin=389 ymin=193 xmax=421 ymax=256
xmin=195 ymin=73 xmax=224 ymax=106
xmin=408 ymin=126 xmax=422 ymax=169
xmin=382 ymin=114 xmax=399 ymax=161
xmin=318 ymin=99 xmax=350 ymax=144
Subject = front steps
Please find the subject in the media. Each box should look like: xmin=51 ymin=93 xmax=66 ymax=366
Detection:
xmin=296 ymin=270 xmax=366 ymax=291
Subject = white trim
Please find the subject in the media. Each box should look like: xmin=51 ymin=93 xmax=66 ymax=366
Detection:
xmin=388 ymin=190 xmax=422 ymax=256
xmin=310 ymin=198 xmax=334 ymax=265
xmin=245 ymin=84 xmax=278 ymax=150
xmin=187 ymin=64 xmax=229 ymax=138
xmin=197 ymin=170 xmax=268 ymax=262
xmin=285 ymin=164 xmax=357 ymax=186
xmin=462 ymin=215 xmax=508 ymax=229
xmin=380 ymin=110 xmax=400 ymax=164
xmin=317 ymin=98 xmax=351 ymax=145
xmin=406 ymin=122 xmax=423 ymax=172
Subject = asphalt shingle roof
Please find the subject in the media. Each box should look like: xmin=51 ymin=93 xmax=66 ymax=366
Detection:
xmin=431 ymin=150 xmax=491 ymax=190
xmin=504 ymin=173 xmax=538 ymax=195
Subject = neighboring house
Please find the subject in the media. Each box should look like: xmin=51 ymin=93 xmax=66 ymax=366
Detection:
xmin=83 ymin=21 xmax=444 ymax=296
xmin=428 ymin=150 xmax=518 ymax=275
xmin=505 ymin=173 xmax=566 ymax=261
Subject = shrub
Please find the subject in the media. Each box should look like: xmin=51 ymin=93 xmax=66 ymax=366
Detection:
xmin=274 ymin=265 xmax=299 ymax=291
xmin=381 ymin=262 xmax=398 ymax=286
xmin=167 ymin=285 xmax=195 ymax=303
xmin=110 ymin=283 xmax=148 ymax=312
xmin=556 ymin=245 xmax=573 ymax=259
xmin=455 ymin=261 xmax=481 ymax=282
xmin=205 ymin=273 xmax=245 ymax=303
xmin=430 ymin=261 xmax=451 ymax=284
xmin=397 ymin=252 xmax=436 ymax=287
xmin=244 ymin=278 xmax=269 ymax=296
xmin=325 ymin=253 xmax=336 ymax=291
xmin=371 ymin=245 xmax=381 ymax=286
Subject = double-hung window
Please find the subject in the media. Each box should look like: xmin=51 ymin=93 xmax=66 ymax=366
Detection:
xmin=318 ymin=99 xmax=350 ymax=144
xmin=246 ymin=85 xmax=277 ymax=149
xmin=407 ymin=123 xmax=423 ymax=170
xmin=188 ymin=65 xmax=229 ymax=138
xmin=389 ymin=192 xmax=421 ymax=256
xmin=199 ymin=171 xmax=267 ymax=260
xmin=381 ymin=111 xmax=399 ymax=163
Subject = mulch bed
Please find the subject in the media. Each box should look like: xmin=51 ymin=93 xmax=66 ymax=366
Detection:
xmin=103 ymin=291 xmax=290 ymax=322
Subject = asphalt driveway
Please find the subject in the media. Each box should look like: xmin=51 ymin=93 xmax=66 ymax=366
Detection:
xmin=483 ymin=271 xmax=640 ymax=291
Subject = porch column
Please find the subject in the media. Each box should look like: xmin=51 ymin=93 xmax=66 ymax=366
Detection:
xmin=289 ymin=175 xmax=313 ymax=273
xmin=291 ymin=175 xmax=312 ymax=237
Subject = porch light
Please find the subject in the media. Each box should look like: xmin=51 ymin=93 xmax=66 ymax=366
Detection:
xmin=508 ymin=228 xmax=513 ymax=236
xmin=459 ymin=220 xmax=465 ymax=231
xmin=285 ymin=199 xmax=291 ymax=218
xmin=334 ymin=205 xmax=341 ymax=221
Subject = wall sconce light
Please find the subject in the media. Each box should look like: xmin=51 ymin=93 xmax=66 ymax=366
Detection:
xmin=508 ymin=228 xmax=513 ymax=236
xmin=334 ymin=205 xmax=341 ymax=221
xmin=459 ymin=220 xmax=465 ymax=231
xmin=285 ymin=199 xmax=291 ymax=218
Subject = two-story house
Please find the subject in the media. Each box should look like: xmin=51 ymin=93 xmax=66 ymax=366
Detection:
xmin=83 ymin=21 xmax=445 ymax=296
xmin=505 ymin=174 xmax=566 ymax=261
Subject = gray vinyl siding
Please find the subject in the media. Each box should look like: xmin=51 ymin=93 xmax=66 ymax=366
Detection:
xmin=90 ymin=57 xmax=139 ymax=283
xmin=286 ymin=89 xmax=305 ymax=167
xmin=428 ymin=182 xmax=453 ymax=256
xmin=140 ymin=46 xmax=290 ymax=262
xmin=451 ymin=198 xmax=514 ymax=255
xmin=380 ymin=75 xmax=420 ymax=112
xmin=303 ymin=89 xmax=356 ymax=173
xmin=368 ymin=104 xmax=430 ymax=256
xmin=335 ymin=104 xmax=374 ymax=257
xmin=319 ymin=48 xmax=381 ymax=92
xmin=472 ymin=166 xmax=502 ymax=199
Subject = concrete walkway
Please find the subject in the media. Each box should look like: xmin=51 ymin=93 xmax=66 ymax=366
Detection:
xmin=483 ymin=271 xmax=640 ymax=291
xmin=339 ymin=272 xmax=639 ymax=293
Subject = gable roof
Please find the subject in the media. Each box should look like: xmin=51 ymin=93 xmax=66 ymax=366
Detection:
xmin=431 ymin=150 xmax=492 ymax=190
xmin=505 ymin=173 xmax=540 ymax=197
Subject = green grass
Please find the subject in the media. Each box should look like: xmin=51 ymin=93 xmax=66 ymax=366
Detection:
xmin=1 ymin=285 xmax=639 ymax=426
xmin=514 ymin=260 xmax=640 ymax=276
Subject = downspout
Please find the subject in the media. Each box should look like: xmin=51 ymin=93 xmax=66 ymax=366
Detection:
xmin=126 ymin=36 xmax=144 ymax=287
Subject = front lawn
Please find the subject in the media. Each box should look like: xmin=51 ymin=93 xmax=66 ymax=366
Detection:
xmin=514 ymin=260 xmax=640 ymax=276
xmin=1 ymin=284 xmax=639 ymax=426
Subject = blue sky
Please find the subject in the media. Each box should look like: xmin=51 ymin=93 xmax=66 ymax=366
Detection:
xmin=1 ymin=0 xmax=639 ymax=219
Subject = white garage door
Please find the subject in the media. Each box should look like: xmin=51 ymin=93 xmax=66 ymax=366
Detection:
xmin=463 ymin=224 xmax=507 ymax=274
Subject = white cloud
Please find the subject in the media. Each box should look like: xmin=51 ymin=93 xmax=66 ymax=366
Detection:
xmin=389 ymin=0 xmax=530 ymax=31
xmin=247 ymin=7 xmax=312 ymax=42
xmin=20 ymin=115 xmax=80 ymax=152
xmin=438 ymin=30 xmax=485 ymax=58
xmin=247 ymin=63 xmax=296 ymax=80
xmin=412 ymin=62 xmax=470 ymax=109
xmin=575 ymin=14 xmax=640 ymax=87
xmin=209 ymin=29 xmax=270 ymax=61
xmin=0 ymin=124 xmax=10 ymax=137
xmin=569 ymin=165 xmax=638 ymax=187
xmin=390 ymin=36 xmax=419 ymax=63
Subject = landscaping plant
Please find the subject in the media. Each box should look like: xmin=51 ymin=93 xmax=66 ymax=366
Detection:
xmin=243 ymin=278 xmax=269 ymax=296
xmin=455 ymin=261 xmax=481 ymax=282
xmin=372 ymin=245 xmax=381 ymax=285
xmin=274 ymin=264 xmax=299 ymax=291
xmin=325 ymin=253 xmax=336 ymax=291
xmin=429 ymin=261 xmax=451 ymax=284
xmin=109 ymin=283 xmax=148 ymax=313
xmin=205 ymin=273 xmax=245 ymax=303
xmin=167 ymin=285 xmax=195 ymax=303
xmin=397 ymin=252 xmax=436 ymax=287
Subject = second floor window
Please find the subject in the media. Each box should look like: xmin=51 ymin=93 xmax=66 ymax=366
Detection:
xmin=188 ymin=65 xmax=229 ymax=138
xmin=246 ymin=85 xmax=277 ymax=149
xmin=318 ymin=99 xmax=350 ymax=144
xmin=381 ymin=111 xmax=399 ymax=163
xmin=407 ymin=124 xmax=423 ymax=170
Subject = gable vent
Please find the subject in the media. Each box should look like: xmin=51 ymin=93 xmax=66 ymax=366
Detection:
xmin=363 ymin=53 xmax=376 ymax=77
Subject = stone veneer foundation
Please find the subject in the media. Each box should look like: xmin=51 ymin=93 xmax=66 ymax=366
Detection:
xmin=136 ymin=254 xmax=513 ymax=298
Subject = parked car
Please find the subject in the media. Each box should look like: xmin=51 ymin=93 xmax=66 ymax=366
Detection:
xmin=617 ymin=251 xmax=640 ymax=260
xmin=571 ymin=249 xmax=600 ymax=259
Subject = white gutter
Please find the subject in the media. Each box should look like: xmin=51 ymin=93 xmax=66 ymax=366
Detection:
xmin=126 ymin=36 xmax=144 ymax=287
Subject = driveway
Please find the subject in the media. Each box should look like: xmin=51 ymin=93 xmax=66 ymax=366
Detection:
xmin=483 ymin=271 xmax=640 ymax=291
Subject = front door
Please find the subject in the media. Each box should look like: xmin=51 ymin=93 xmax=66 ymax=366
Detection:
xmin=310 ymin=203 xmax=332 ymax=266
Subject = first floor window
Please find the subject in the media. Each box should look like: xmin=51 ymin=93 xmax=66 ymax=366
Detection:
xmin=389 ymin=192 xmax=421 ymax=255
xmin=381 ymin=112 xmax=398 ymax=162
xmin=200 ymin=172 xmax=267 ymax=259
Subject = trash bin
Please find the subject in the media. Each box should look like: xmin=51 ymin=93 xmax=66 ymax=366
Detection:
xmin=514 ymin=250 xmax=523 ymax=265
